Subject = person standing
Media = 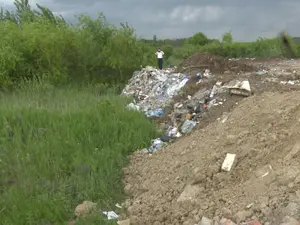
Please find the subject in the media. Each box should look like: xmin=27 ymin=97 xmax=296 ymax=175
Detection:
xmin=155 ymin=48 xmax=164 ymax=70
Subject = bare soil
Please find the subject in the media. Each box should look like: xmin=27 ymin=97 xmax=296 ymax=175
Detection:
xmin=122 ymin=55 xmax=300 ymax=225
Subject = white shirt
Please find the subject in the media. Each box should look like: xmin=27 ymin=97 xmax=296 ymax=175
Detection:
xmin=155 ymin=51 xmax=164 ymax=58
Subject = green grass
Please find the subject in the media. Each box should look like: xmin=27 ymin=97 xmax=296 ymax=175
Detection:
xmin=0 ymin=84 xmax=158 ymax=225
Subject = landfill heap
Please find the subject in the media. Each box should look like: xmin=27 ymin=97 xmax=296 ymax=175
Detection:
xmin=123 ymin=91 xmax=300 ymax=225
xmin=122 ymin=64 xmax=253 ymax=153
xmin=120 ymin=57 xmax=300 ymax=225
xmin=121 ymin=66 xmax=189 ymax=118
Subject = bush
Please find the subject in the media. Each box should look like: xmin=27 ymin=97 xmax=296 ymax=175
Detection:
xmin=172 ymin=36 xmax=299 ymax=60
xmin=0 ymin=2 xmax=155 ymax=89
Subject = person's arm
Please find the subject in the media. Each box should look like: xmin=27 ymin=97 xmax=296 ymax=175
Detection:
xmin=162 ymin=51 xmax=165 ymax=55
xmin=155 ymin=52 xmax=157 ymax=55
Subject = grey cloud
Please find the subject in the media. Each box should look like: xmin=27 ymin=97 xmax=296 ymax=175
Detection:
xmin=1 ymin=0 xmax=300 ymax=41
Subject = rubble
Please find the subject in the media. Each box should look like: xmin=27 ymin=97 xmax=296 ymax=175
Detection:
xmin=226 ymin=80 xmax=252 ymax=97
xmin=121 ymin=66 xmax=189 ymax=117
xmin=221 ymin=153 xmax=236 ymax=172
xmin=122 ymin=55 xmax=300 ymax=225
xmin=122 ymin=60 xmax=254 ymax=153
xmin=102 ymin=211 xmax=119 ymax=220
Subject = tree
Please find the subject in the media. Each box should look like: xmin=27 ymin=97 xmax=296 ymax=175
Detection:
xmin=153 ymin=34 xmax=157 ymax=46
xmin=222 ymin=31 xmax=233 ymax=44
xmin=185 ymin=32 xmax=209 ymax=46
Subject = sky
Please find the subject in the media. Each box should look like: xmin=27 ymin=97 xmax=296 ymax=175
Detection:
xmin=1 ymin=0 xmax=300 ymax=41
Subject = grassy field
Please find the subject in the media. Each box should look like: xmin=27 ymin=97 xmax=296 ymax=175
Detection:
xmin=0 ymin=84 xmax=158 ymax=225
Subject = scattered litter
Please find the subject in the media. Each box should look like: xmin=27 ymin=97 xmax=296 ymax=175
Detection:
xmin=216 ymin=81 xmax=222 ymax=86
xmin=246 ymin=203 xmax=254 ymax=209
xmin=122 ymin=66 xmax=189 ymax=115
xmin=103 ymin=211 xmax=119 ymax=220
xmin=148 ymin=138 xmax=164 ymax=153
xmin=280 ymin=80 xmax=299 ymax=85
xmin=209 ymin=85 xmax=217 ymax=98
xmin=221 ymin=153 xmax=236 ymax=172
xmin=168 ymin=127 xmax=182 ymax=138
xmin=220 ymin=113 xmax=229 ymax=123
xmin=227 ymin=80 xmax=252 ymax=97
xmin=126 ymin=103 xmax=140 ymax=111
xmin=256 ymin=70 xmax=267 ymax=75
xmin=196 ymin=72 xmax=201 ymax=81
xmin=145 ymin=108 xmax=164 ymax=118
xmin=160 ymin=136 xmax=172 ymax=142
xmin=140 ymin=148 xmax=148 ymax=153
xmin=181 ymin=120 xmax=197 ymax=133
xmin=115 ymin=203 xmax=122 ymax=209
xmin=203 ymin=69 xmax=212 ymax=78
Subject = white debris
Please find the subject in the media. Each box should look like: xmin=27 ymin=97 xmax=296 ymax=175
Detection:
xmin=126 ymin=103 xmax=140 ymax=111
xmin=221 ymin=153 xmax=236 ymax=172
xmin=115 ymin=203 xmax=122 ymax=209
xmin=121 ymin=66 xmax=189 ymax=116
xmin=227 ymin=80 xmax=252 ymax=97
xmin=246 ymin=203 xmax=254 ymax=209
xmin=103 ymin=211 xmax=119 ymax=220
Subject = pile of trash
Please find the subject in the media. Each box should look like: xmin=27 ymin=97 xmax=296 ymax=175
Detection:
xmin=121 ymin=66 xmax=189 ymax=117
xmin=122 ymin=66 xmax=252 ymax=153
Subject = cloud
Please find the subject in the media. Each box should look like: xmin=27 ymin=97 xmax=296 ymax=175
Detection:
xmin=170 ymin=5 xmax=224 ymax=23
xmin=1 ymin=0 xmax=300 ymax=41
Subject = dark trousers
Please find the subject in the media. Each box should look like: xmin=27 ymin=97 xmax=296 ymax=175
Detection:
xmin=158 ymin=58 xmax=163 ymax=70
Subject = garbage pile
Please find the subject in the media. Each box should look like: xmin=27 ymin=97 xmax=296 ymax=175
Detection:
xmin=121 ymin=66 xmax=189 ymax=117
xmin=122 ymin=66 xmax=252 ymax=153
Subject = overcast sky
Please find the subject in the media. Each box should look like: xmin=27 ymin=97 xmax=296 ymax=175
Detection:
xmin=1 ymin=0 xmax=300 ymax=41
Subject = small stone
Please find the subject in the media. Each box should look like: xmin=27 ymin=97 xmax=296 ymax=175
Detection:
xmin=124 ymin=183 xmax=132 ymax=194
xmin=200 ymin=216 xmax=213 ymax=225
xmin=261 ymin=207 xmax=272 ymax=217
xmin=220 ymin=208 xmax=232 ymax=218
xmin=74 ymin=201 xmax=97 ymax=218
xmin=123 ymin=199 xmax=132 ymax=208
xmin=177 ymin=184 xmax=202 ymax=202
xmin=183 ymin=220 xmax=194 ymax=225
xmin=213 ymin=216 xmax=220 ymax=225
xmin=219 ymin=218 xmax=237 ymax=225
xmin=246 ymin=220 xmax=262 ymax=225
xmin=280 ymin=216 xmax=300 ymax=225
xmin=194 ymin=215 xmax=201 ymax=222
xmin=233 ymin=210 xmax=252 ymax=223
xmin=192 ymin=174 xmax=206 ymax=185
xmin=117 ymin=219 xmax=131 ymax=225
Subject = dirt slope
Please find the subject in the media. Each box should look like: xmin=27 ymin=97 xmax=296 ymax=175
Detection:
xmin=123 ymin=91 xmax=300 ymax=225
xmin=177 ymin=52 xmax=260 ymax=74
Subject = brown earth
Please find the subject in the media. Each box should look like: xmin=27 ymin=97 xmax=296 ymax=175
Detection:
xmin=177 ymin=52 xmax=262 ymax=74
xmin=122 ymin=55 xmax=300 ymax=225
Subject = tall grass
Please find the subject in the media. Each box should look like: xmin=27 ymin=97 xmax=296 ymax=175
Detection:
xmin=0 ymin=84 xmax=158 ymax=225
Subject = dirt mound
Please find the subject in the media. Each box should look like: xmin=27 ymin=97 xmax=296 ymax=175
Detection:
xmin=178 ymin=53 xmax=259 ymax=74
xmin=123 ymin=91 xmax=300 ymax=225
